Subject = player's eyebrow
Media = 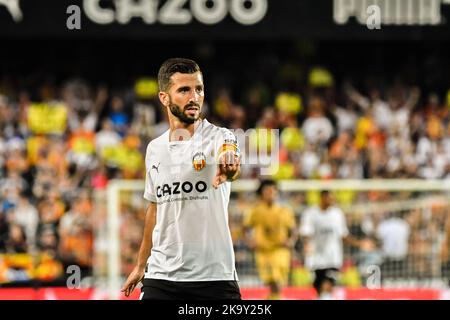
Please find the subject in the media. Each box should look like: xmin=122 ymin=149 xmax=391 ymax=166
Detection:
xmin=176 ymin=86 xmax=191 ymax=92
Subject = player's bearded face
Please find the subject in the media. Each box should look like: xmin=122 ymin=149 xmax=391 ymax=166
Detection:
xmin=168 ymin=95 xmax=201 ymax=124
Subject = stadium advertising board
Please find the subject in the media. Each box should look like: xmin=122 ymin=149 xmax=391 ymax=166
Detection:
xmin=1 ymin=0 xmax=450 ymax=39
xmin=0 ymin=287 xmax=448 ymax=300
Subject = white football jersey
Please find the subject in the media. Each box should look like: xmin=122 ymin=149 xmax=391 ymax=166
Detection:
xmin=143 ymin=118 xmax=239 ymax=281
xmin=300 ymin=206 xmax=349 ymax=270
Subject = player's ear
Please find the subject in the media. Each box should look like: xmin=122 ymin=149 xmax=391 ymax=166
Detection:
xmin=159 ymin=92 xmax=169 ymax=107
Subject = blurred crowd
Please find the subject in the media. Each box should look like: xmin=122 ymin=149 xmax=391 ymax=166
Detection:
xmin=1 ymin=62 xmax=450 ymax=285
xmin=219 ymin=82 xmax=450 ymax=180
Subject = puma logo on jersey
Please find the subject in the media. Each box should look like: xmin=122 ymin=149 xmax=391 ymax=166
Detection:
xmin=152 ymin=163 xmax=160 ymax=173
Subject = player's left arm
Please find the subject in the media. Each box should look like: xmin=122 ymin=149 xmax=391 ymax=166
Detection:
xmin=299 ymin=208 xmax=313 ymax=245
xmin=213 ymin=129 xmax=241 ymax=188
xmin=343 ymin=235 xmax=362 ymax=248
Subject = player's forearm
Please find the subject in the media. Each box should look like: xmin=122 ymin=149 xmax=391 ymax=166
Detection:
xmin=301 ymin=236 xmax=311 ymax=251
xmin=343 ymin=235 xmax=360 ymax=248
xmin=136 ymin=202 xmax=157 ymax=270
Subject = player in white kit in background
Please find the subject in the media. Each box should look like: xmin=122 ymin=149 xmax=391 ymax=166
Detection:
xmin=300 ymin=191 xmax=361 ymax=300
xmin=121 ymin=58 xmax=242 ymax=300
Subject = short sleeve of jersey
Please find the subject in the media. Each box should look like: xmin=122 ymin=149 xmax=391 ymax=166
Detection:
xmin=143 ymin=143 xmax=157 ymax=202
xmin=214 ymin=128 xmax=240 ymax=161
xmin=300 ymin=208 xmax=314 ymax=237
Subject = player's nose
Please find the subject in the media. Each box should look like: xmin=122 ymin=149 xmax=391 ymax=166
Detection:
xmin=189 ymin=90 xmax=201 ymax=103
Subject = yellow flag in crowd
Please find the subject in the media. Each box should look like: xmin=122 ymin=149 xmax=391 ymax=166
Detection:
xmin=100 ymin=144 xmax=143 ymax=174
xmin=308 ymin=67 xmax=334 ymax=87
xmin=134 ymin=78 xmax=158 ymax=99
xmin=275 ymin=92 xmax=302 ymax=115
xmin=281 ymin=127 xmax=304 ymax=151
xmin=28 ymin=103 xmax=67 ymax=134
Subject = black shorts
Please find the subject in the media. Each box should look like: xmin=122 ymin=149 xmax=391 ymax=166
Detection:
xmin=140 ymin=278 xmax=242 ymax=300
xmin=313 ymin=268 xmax=340 ymax=292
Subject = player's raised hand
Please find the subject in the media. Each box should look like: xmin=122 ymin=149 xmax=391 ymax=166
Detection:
xmin=213 ymin=150 xmax=240 ymax=189
xmin=121 ymin=266 xmax=145 ymax=297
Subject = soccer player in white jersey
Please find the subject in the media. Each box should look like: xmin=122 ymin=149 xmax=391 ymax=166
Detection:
xmin=121 ymin=58 xmax=241 ymax=300
xmin=300 ymin=191 xmax=360 ymax=300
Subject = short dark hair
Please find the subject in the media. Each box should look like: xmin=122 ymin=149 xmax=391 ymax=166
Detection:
xmin=158 ymin=58 xmax=201 ymax=92
xmin=257 ymin=179 xmax=277 ymax=196
xmin=320 ymin=190 xmax=330 ymax=197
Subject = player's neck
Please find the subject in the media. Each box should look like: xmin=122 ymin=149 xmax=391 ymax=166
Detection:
xmin=168 ymin=118 xmax=202 ymax=141
xmin=263 ymin=200 xmax=274 ymax=207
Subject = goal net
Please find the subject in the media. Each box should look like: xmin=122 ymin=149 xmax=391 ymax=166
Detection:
xmin=96 ymin=179 xmax=450 ymax=299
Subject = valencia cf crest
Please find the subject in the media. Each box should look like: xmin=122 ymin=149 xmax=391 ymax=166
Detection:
xmin=192 ymin=152 xmax=206 ymax=171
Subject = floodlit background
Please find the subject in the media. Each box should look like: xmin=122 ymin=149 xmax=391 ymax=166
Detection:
xmin=0 ymin=0 xmax=450 ymax=299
